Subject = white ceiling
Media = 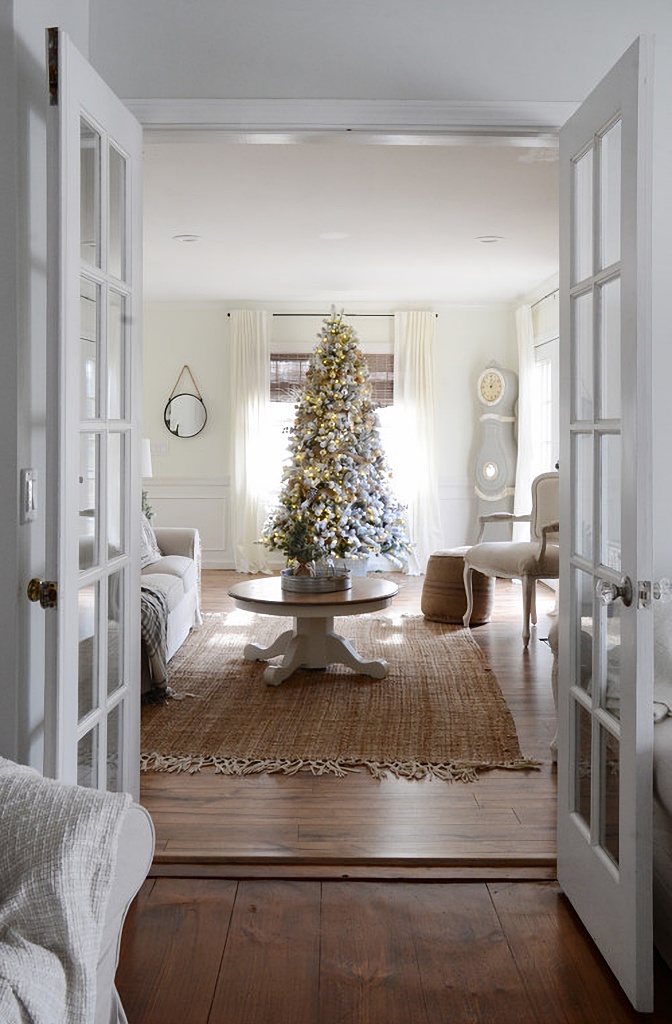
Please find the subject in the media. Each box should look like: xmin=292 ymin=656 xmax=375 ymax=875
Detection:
xmin=142 ymin=136 xmax=559 ymax=306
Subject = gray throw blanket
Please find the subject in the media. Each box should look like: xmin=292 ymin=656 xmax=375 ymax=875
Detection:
xmin=141 ymin=583 xmax=170 ymax=686
xmin=0 ymin=758 xmax=131 ymax=1024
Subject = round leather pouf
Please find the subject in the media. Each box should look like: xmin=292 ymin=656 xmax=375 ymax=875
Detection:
xmin=421 ymin=546 xmax=494 ymax=626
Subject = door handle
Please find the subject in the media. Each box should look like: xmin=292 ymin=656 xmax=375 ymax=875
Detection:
xmin=27 ymin=578 xmax=58 ymax=609
xmin=596 ymin=575 xmax=633 ymax=608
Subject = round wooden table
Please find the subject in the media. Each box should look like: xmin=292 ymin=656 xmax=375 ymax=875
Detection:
xmin=228 ymin=576 xmax=399 ymax=685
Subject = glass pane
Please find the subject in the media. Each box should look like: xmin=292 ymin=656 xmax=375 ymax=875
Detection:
xmin=78 ymin=582 xmax=97 ymax=720
xmin=601 ymin=434 xmax=621 ymax=572
xmin=107 ymin=703 xmax=122 ymax=791
xmin=599 ymin=277 xmax=621 ymax=420
xmin=600 ymin=119 xmax=621 ymax=270
xmin=80 ymin=118 xmax=100 ymax=266
xmin=572 ymin=432 xmax=593 ymax=560
xmin=79 ymin=433 xmax=98 ymax=569
xmin=78 ymin=726 xmax=98 ymax=789
xmin=600 ymin=598 xmax=622 ymax=720
xmin=572 ymin=147 xmax=594 ymax=284
xmin=80 ymin=278 xmax=99 ymax=420
xmin=108 ymin=144 xmax=126 ymax=280
xmin=574 ymin=699 xmax=592 ymax=827
xmin=107 ymin=433 xmax=124 ymax=558
xmin=601 ymin=726 xmax=620 ymax=866
xmin=108 ymin=291 xmax=125 ymax=419
xmin=108 ymin=569 xmax=124 ymax=696
xmin=572 ymin=566 xmax=594 ymax=695
xmin=572 ymin=291 xmax=594 ymax=421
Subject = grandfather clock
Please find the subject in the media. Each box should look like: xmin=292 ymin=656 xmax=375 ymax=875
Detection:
xmin=473 ymin=363 xmax=518 ymax=541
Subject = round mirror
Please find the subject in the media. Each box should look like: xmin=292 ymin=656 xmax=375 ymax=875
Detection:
xmin=164 ymin=393 xmax=207 ymax=438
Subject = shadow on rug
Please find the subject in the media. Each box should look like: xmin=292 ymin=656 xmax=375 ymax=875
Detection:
xmin=140 ymin=611 xmax=539 ymax=782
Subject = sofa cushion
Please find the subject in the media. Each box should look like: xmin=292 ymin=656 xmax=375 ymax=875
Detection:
xmin=141 ymin=555 xmax=198 ymax=595
xmin=140 ymin=514 xmax=162 ymax=568
xmin=140 ymin=572 xmax=184 ymax=613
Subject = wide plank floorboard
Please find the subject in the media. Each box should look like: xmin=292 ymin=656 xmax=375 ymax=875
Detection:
xmin=116 ymin=878 xmax=672 ymax=1023
xmin=140 ymin=570 xmax=558 ymax=871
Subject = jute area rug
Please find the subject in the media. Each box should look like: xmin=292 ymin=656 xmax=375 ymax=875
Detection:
xmin=140 ymin=611 xmax=539 ymax=782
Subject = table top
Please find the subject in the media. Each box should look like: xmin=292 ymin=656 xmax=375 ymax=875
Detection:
xmin=228 ymin=575 xmax=399 ymax=617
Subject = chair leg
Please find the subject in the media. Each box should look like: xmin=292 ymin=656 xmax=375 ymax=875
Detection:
xmin=462 ymin=563 xmax=474 ymax=628
xmin=521 ymin=576 xmax=534 ymax=648
xmin=530 ymin=580 xmax=537 ymax=626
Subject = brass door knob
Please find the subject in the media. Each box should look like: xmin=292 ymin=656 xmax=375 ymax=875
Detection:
xmin=27 ymin=578 xmax=58 ymax=609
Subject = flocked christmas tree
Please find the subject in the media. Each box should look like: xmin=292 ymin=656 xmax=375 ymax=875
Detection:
xmin=261 ymin=309 xmax=410 ymax=573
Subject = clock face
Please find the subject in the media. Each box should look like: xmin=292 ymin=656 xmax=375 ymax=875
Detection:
xmin=478 ymin=369 xmax=505 ymax=405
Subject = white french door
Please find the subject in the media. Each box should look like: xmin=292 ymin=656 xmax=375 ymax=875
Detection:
xmin=43 ymin=29 xmax=143 ymax=799
xmin=558 ymin=36 xmax=654 ymax=1011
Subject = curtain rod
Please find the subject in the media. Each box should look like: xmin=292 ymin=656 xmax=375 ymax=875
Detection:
xmin=530 ymin=288 xmax=558 ymax=310
xmin=226 ymin=312 xmax=438 ymax=318
xmin=275 ymin=312 xmax=393 ymax=318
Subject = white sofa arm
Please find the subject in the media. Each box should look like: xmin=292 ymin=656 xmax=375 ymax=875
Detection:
xmin=97 ymin=804 xmax=155 ymax=1024
xmin=153 ymin=526 xmax=200 ymax=560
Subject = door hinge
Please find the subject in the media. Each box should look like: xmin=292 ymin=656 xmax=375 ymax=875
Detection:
xmin=47 ymin=27 xmax=59 ymax=106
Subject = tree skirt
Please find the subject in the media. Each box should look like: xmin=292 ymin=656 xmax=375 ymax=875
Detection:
xmin=140 ymin=612 xmax=539 ymax=782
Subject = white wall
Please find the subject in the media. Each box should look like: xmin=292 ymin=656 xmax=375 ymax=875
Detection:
xmin=89 ymin=0 xmax=666 ymax=107
xmin=143 ymin=300 xmax=517 ymax=567
xmin=0 ymin=0 xmax=20 ymax=763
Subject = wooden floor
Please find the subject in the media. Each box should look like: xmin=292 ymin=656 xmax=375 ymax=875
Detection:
xmin=140 ymin=570 xmax=558 ymax=874
xmin=117 ymin=877 xmax=672 ymax=1023
xmin=117 ymin=571 xmax=672 ymax=1022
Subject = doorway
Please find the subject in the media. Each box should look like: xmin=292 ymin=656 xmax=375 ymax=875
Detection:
xmin=138 ymin=130 xmax=560 ymax=866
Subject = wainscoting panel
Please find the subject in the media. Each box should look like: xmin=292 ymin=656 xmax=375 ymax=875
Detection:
xmin=146 ymin=478 xmax=476 ymax=571
xmin=438 ymin=479 xmax=475 ymax=549
xmin=147 ymin=478 xmax=232 ymax=569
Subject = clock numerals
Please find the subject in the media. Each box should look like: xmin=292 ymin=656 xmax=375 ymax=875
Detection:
xmin=479 ymin=369 xmax=504 ymax=405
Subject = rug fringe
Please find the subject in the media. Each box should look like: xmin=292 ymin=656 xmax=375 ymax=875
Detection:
xmin=140 ymin=752 xmax=541 ymax=781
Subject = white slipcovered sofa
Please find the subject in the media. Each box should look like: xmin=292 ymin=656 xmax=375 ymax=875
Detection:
xmin=0 ymin=757 xmax=154 ymax=1024
xmin=140 ymin=517 xmax=202 ymax=693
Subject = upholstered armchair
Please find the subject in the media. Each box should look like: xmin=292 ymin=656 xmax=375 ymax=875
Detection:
xmin=462 ymin=471 xmax=559 ymax=647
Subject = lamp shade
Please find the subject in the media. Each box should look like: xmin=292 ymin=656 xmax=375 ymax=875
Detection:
xmin=141 ymin=438 xmax=153 ymax=478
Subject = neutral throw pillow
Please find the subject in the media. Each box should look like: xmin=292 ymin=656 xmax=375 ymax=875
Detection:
xmin=140 ymin=513 xmax=162 ymax=568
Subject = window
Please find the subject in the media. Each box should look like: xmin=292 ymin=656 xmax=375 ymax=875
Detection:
xmin=270 ymin=353 xmax=312 ymax=402
xmin=270 ymin=353 xmax=394 ymax=408
xmin=534 ymin=337 xmax=559 ymax=471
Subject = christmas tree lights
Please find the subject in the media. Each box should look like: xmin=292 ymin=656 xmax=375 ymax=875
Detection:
xmin=261 ymin=309 xmax=411 ymax=573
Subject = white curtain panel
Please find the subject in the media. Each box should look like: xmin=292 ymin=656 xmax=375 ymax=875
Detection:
xmin=512 ymin=303 xmax=538 ymax=541
xmin=393 ymin=311 xmax=444 ymax=574
xmin=229 ymin=310 xmax=272 ymax=572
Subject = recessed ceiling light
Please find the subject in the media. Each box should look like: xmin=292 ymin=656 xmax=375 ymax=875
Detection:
xmin=172 ymin=233 xmax=202 ymax=243
xmin=319 ymin=231 xmax=349 ymax=241
xmin=475 ymin=235 xmax=505 ymax=244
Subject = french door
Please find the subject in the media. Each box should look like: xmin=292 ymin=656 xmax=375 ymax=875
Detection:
xmin=558 ymin=36 xmax=654 ymax=1011
xmin=44 ymin=29 xmax=143 ymax=798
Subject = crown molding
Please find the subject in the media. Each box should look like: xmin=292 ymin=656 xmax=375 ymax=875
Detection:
xmin=128 ymin=98 xmax=576 ymax=144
